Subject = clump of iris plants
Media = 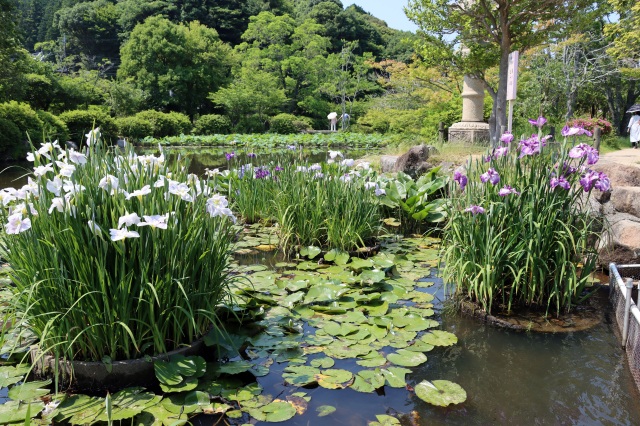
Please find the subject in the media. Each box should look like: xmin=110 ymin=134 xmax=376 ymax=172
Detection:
xmin=0 ymin=129 xmax=238 ymax=362
xmin=442 ymin=117 xmax=609 ymax=315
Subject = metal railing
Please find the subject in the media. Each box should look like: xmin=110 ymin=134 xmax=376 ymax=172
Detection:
xmin=609 ymin=263 xmax=640 ymax=390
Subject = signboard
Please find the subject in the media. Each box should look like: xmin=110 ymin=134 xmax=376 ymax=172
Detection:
xmin=506 ymin=51 xmax=519 ymax=101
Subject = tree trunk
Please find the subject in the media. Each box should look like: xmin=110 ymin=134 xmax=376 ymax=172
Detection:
xmin=493 ymin=44 xmax=510 ymax=143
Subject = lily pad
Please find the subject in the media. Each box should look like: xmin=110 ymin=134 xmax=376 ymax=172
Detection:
xmin=300 ymin=246 xmax=322 ymax=259
xmin=324 ymin=249 xmax=350 ymax=265
xmin=305 ymin=283 xmax=349 ymax=303
xmin=0 ymin=364 xmax=30 ymax=388
xmin=351 ymin=369 xmax=385 ymax=393
xmin=283 ymin=365 xmax=320 ymax=386
xmin=0 ymin=400 xmax=45 ymax=423
xmin=8 ymin=379 xmax=51 ymax=401
xmin=381 ymin=367 xmax=412 ymax=388
xmin=310 ymin=357 xmax=335 ymax=368
xmin=314 ymin=369 xmax=354 ymax=389
xmin=316 ymin=405 xmax=336 ymax=417
xmin=95 ymin=387 xmax=162 ymax=421
xmin=387 ymin=349 xmax=427 ymax=367
xmin=369 ymin=414 xmax=401 ymax=425
xmin=420 ymin=330 xmax=458 ymax=347
xmin=415 ymin=380 xmax=467 ymax=407
xmin=247 ymin=400 xmax=297 ymax=422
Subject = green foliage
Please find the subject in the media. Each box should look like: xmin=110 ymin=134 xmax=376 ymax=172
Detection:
xmin=0 ymin=135 xmax=237 ymax=361
xmin=134 ymin=110 xmax=191 ymax=138
xmin=0 ymin=101 xmax=44 ymax=144
xmin=0 ymin=118 xmax=22 ymax=159
xmin=605 ymin=0 xmax=640 ymax=78
xmin=22 ymin=73 xmax=57 ymax=110
xmin=36 ymin=110 xmax=69 ymax=142
xmin=114 ymin=116 xmax=153 ymax=140
xmin=193 ymin=114 xmax=232 ymax=135
xmin=270 ymin=113 xmax=300 ymax=134
xmin=441 ymin=131 xmax=604 ymax=315
xmin=118 ymin=16 xmax=233 ymax=116
xmin=59 ymin=109 xmax=117 ymax=142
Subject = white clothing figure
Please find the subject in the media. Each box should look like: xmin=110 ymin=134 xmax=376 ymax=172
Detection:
xmin=328 ymin=112 xmax=338 ymax=131
xmin=628 ymin=112 xmax=640 ymax=149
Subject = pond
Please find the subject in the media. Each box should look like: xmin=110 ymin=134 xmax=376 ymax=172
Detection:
xmin=1 ymin=146 xmax=639 ymax=425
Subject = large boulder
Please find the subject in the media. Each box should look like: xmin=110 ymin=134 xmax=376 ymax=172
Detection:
xmin=599 ymin=216 xmax=640 ymax=265
xmin=380 ymin=155 xmax=399 ymax=173
xmin=392 ymin=145 xmax=437 ymax=178
xmin=610 ymin=187 xmax=640 ymax=217
xmin=592 ymin=163 xmax=640 ymax=187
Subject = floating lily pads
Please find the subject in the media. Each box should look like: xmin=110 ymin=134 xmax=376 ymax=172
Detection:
xmin=8 ymin=379 xmax=51 ymax=401
xmin=300 ymin=246 xmax=322 ymax=259
xmin=415 ymin=380 xmax=467 ymax=407
xmin=154 ymin=355 xmax=206 ymax=392
xmin=387 ymin=349 xmax=427 ymax=367
xmin=324 ymin=249 xmax=350 ymax=265
xmin=369 ymin=414 xmax=401 ymax=425
xmin=381 ymin=367 xmax=412 ymax=388
xmin=314 ymin=369 xmax=354 ymax=389
xmin=0 ymin=400 xmax=45 ymax=423
xmin=0 ymin=364 xmax=29 ymax=388
xmin=316 ymin=405 xmax=336 ymax=417
xmin=310 ymin=357 xmax=335 ymax=368
xmin=247 ymin=400 xmax=297 ymax=422
xmin=351 ymin=369 xmax=385 ymax=393
xmin=283 ymin=365 xmax=320 ymax=386
xmin=420 ymin=330 xmax=458 ymax=347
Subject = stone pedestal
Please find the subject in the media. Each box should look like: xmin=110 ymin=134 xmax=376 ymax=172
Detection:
xmin=449 ymin=75 xmax=490 ymax=144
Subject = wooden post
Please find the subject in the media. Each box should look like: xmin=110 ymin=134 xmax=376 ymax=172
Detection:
xmin=438 ymin=122 xmax=445 ymax=143
xmin=594 ymin=127 xmax=601 ymax=151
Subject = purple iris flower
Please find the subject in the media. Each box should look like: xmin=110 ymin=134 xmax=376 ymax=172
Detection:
xmin=225 ymin=152 xmax=235 ymax=161
xmin=498 ymin=185 xmax=520 ymax=196
xmin=561 ymin=126 xmax=593 ymax=137
xmin=594 ymin=173 xmax=610 ymax=192
xmin=550 ymin=176 xmax=571 ymax=190
xmin=559 ymin=162 xmax=577 ymax=176
xmin=274 ymin=166 xmax=283 ymax=172
xmin=254 ymin=167 xmax=270 ymax=179
xmin=579 ymin=171 xmax=600 ymax=191
xmin=247 ymin=152 xmax=257 ymax=158
xmin=494 ymin=147 xmax=509 ymax=158
xmin=528 ymin=116 xmax=547 ymax=127
xmin=286 ymin=145 xmax=297 ymax=150
xmin=519 ymin=134 xmax=546 ymax=157
xmin=500 ymin=132 xmax=514 ymax=144
xmin=465 ymin=205 xmax=485 ymax=215
xmin=480 ymin=168 xmax=500 ymax=185
xmin=309 ymin=163 xmax=322 ymax=171
xmin=453 ymin=171 xmax=468 ymax=190
xmin=568 ymin=143 xmax=599 ymax=165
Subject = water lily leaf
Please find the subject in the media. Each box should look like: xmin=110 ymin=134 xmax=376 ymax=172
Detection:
xmin=361 ymin=300 xmax=389 ymax=317
xmin=323 ymin=321 xmax=358 ymax=337
xmin=316 ymin=405 xmax=336 ymax=417
xmin=351 ymin=369 xmax=385 ymax=393
xmin=406 ymin=341 xmax=435 ymax=352
xmin=282 ymin=291 xmax=305 ymax=308
xmin=358 ymin=269 xmax=386 ymax=284
xmin=324 ymin=343 xmax=373 ymax=359
xmin=300 ymin=246 xmax=322 ymax=259
xmin=324 ymin=249 xmax=350 ymax=265
xmin=383 ymin=218 xmax=401 ymax=227
xmin=305 ymin=334 xmax=334 ymax=346
xmin=381 ymin=367 xmax=412 ymax=388
xmin=137 ymin=405 xmax=189 ymax=425
xmin=314 ymin=369 xmax=354 ymax=389
xmin=415 ymin=380 xmax=467 ymax=407
xmin=369 ymin=414 xmax=401 ymax=425
xmin=161 ymin=391 xmax=209 ymax=415
xmin=349 ymin=258 xmax=374 ymax=271
xmin=387 ymin=349 xmax=427 ymax=367
xmin=95 ymin=388 xmax=162 ymax=421
xmin=297 ymin=261 xmax=323 ymax=271
xmin=392 ymin=313 xmax=435 ymax=332
xmin=310 ymin=357 xmax=335 ymax=368
xmin=356 ymin=351 xmax=387 ymax=367
xmin=0 ymin=363 xmax=30 ymax=387
xmin=8 ymin=379 xmax=51 ymax=401
xmin=342 ymin=328 xmax=372 ymax=342
xmin=420 ymin=330 xmax=458 ymax=347
xmin=213 ymin=360 xmax=254 ymax=375
xmin=222 ymin=383 xmax=263 ymax=402
xmin=305 ymin=283 xmax=348 ymax=303
xmin=283 ymin=365 xmax=320 ymax=386
xmin=285 ymin=280 xmax=309 ymax=292
xmin=247 ymin=400 xmax=296 ymax=422
xmin=286 ymin=395 xmax=309 ymax=415
xmin=407 ymin=291 xmax=435 ymax=304
xmin=0 ymin=400 xmax=44 ymax=423
xmin=256 ymin=244 xmax=277 ymax=252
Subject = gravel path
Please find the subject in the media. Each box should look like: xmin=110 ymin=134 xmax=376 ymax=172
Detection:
xmin=599 ymin=146 xmax=640 ymax=168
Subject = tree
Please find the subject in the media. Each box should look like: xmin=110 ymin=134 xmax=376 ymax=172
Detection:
xmin=407 ymin=0 xmax=599 ymax=141
xmin=605 ymin=0 xmax=640 ymax=78
xmin=0 ymin=0 xmax=30 ymax=102
xmin=118 ymin=16 xmax=233 ymax=116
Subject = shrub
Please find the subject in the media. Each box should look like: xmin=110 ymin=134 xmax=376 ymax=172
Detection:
xmin=36 ymin=110 xmax=69 ymax=142
xmin=59 ymin=109 xmax=117 ymax=142
xmin=114 ymin=116 xmax=154 ymax=141
xmin=0 ymin=134 xmax=237 ymax=362
xmin=135 ymin=110 xmax=192 ymax=138
xmin=293 ymin=116 xmax=313 ymax=132
xmin=357 ymin=109 xmax=391 ymax=133
xmin=270 ymin=113 xmax=300 ymax=134
xmin=234 ymin=115 xmax=265 ymax=134
xmin=441 ymin=123 xmax=606 ymax=315
xmin=192 ymin=114 xmax=231 ymax=135
xmin=0 ymin=118 xmax=23 ymax=159
xmin=0 ymin=101 xmax=44 ymax=144
xmin=566 ymin=117 xmax=613 ymax=136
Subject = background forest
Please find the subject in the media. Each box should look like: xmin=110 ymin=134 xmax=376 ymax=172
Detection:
xmin=0 ymin=0 xmax=638 ymax=160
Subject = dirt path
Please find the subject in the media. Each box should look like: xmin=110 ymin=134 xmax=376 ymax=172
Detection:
xmin=599 ymin=146 xmax=640 ymax=168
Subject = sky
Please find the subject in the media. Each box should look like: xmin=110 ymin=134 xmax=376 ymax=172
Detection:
xmin=345 ymin=1 xmax=419 ymax=32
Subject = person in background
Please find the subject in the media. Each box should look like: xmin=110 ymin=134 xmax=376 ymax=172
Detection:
xmin=339 ymin=112 xmax=350 ymax=130
xmin=328 ymin=112 xmax=338 ymax=132
xmin=628 ymin=111 xmax=640 ymax=149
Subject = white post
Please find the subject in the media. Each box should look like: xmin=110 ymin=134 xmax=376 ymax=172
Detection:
xmin=508 ymin=100 xmax=514 ymax=133
xmin=622 ymin=278 xmax=634 ymax=349
xmin=506 ymin=51 xmax=519 ymax=134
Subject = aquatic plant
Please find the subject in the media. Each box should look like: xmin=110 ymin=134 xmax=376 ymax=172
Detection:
xmin=441 ymin=119 xmax=607 ymax=315
xmin=0 ymin=130 xmax=238 ymax=362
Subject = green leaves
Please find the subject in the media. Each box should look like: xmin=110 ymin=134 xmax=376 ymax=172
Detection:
xmin=154 ymin=355 xmax=206 ymax=392
xmin=415 ymin=380 xmax=467 ymax=407
xmin=387 ymin=349 xmax=428 ymax=367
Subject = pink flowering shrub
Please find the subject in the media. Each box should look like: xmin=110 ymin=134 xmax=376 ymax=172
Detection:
xmin=566 ymin=117 xmax=613 ymax=136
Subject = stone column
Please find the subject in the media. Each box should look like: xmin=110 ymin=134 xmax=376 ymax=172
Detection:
xmin=448 ymin=75 xmax=490 ymax=144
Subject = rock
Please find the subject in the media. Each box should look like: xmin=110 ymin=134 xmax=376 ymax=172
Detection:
xmin=610 ymin=187 xmax=640 ymax=217
xmin=592 ymin=163 xmax=640 ymax=188
xmin=392 ymin=145 xmax=438 ymax=178
xmin=598 ymin=217 xmax=640 ymax=266
xmin=380 ymin=155 xmax=399 ymax=173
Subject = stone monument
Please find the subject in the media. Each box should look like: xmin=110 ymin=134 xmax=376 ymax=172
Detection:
xmin=448 ymin=75 xmax=490 ymax=144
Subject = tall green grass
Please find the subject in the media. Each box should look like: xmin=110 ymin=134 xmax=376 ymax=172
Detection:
xmin=0 ymin=133 xmax=237 ymax=362
xmin=441 ymin=130 xmax=607 ymax=315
